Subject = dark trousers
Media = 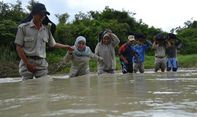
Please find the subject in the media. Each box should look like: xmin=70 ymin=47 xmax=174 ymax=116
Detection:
xmin=120 ymin=61 xmax=133 ymax=74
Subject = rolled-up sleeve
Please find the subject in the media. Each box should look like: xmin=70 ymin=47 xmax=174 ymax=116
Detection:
xmin=88 ymin=47 xmax=100 ymax=60
xmin=48 ymin=29 xmax=56 ymax=47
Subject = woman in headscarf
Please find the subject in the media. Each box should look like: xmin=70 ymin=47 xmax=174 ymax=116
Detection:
xmin=63 ymin=36 xmax=103 ymax=77
xmin=95 ymin=29 xmax=120 ymax=74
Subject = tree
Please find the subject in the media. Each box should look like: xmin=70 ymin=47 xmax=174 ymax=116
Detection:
xmin=0 ymin=1 xmax=27 ymax=47
xmin=55 ymin=13 xmax=69 ymax=24
xmin=176 ymin=20 xmax=197 ymax=54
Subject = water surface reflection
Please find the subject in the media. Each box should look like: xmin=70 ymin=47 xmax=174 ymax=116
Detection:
xmin=0 ymin=69 xmax=197 ymax=117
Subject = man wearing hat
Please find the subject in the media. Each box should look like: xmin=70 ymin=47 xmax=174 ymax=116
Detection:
xmin=15 ymin=3 xmax=73 ymax=80
xmin=118 ymin=35 xmax=138 ymax=74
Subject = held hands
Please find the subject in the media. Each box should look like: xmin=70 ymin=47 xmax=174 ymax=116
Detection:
xmin=66 ymin=45 xmax=74 ymax=55
xmin=66 ymin=45 xmax=74 ymax=51
xmin=98 ymin=57 xmax=104 ymax=63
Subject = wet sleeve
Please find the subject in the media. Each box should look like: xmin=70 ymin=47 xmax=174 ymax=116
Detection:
xmin=144 ymin=40 xmax=152 ymax=49
xmin=47 ymin=27 xmax=56 ymax=47
xmin=88 ymin=47 xmax=94 ymax=58
xmin=111 ymin=33 xmax=120 ymax=47
xmin=63 ymin=52 xmax=73 ymax=63
xmin=89 ymin=47 xmax=102 ymax=61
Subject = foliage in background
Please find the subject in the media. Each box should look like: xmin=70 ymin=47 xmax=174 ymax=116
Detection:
xmin=1 ymin=0 xmax=196 ymax=57
xmin=55 ymin=6 xmax=161 ymax=54
xmin=0 ymin=0 xmax=197 ymax=77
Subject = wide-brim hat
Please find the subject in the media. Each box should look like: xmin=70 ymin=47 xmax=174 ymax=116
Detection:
xmin=31 ymin=3 xmax=50 ymax=15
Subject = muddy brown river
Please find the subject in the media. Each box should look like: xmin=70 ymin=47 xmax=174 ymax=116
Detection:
xmin=0 ymin=69 xmax=197 ymax=117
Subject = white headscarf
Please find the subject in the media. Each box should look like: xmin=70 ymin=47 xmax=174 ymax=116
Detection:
xmin=74 ymin=36 xmax=86 ymax=46
xmin=73 ymin=36 xmax=92 ymax=57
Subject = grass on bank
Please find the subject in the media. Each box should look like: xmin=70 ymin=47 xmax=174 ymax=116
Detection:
xmin=0 ymin=46 xmax=197 ymax=77
xmin=47 ymin=53 xmax=197 ymax=74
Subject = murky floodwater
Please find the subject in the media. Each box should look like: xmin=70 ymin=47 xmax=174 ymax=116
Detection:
xmin=0 ymin=69 xmax=197 ymax=117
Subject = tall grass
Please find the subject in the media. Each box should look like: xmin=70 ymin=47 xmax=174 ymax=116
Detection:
xmin=1 ymin=46 xmax=197 ymax=77
xmin=90 ymin=54 xmax=197 ymax=72
xmin=177 ymin=54 xmax=197 ymax=68
xmin=0 ymin=46 xmax=19 ymax=77
xmin=0 ymin=46 xmax=18 ymax=61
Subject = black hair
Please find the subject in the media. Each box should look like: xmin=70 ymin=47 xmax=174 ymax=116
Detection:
xmin=135 ymin=33 xmax=146 ymax=40
xmin=98 ymin=31 xmax=104 ymax=42
xmin=98 ymin=29 xmax=110 ymax=42
xmin=167 ymin=33 xmax=177 ymax=39
xmin=128 ymin=32 xmax=135 ymax=36
xmin=155 ymin=33 xmax=165 ymax=41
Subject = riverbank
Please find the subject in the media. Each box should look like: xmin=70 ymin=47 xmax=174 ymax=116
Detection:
xmin=0 ymin=54 xmax=197 ymax=78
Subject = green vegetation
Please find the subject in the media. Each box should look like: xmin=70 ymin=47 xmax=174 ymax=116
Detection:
xmin=0 ymin=0 xmax=197 ymax=77
xmin=178 ymin=54 xmax=197 ymax=67
xmin=46 ymin=54 xmax=197 ymax=74
xmin=0 ymin=52 xmax=197 ymax=77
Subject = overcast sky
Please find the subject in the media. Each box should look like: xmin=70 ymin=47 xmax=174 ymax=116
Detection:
xmin=3 ymin=0 xmax=197 ymax=32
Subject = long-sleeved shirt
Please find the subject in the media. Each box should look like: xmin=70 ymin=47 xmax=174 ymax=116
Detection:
xmin=63 ymin=46 xmax=102 ymax=77
xmin=119 ymin=43 xmax=136 ymax=63
xmin=95 ymin=33 xmax=120 ymax=72
xmin=133 ymin=40 xmax=152 ymax=63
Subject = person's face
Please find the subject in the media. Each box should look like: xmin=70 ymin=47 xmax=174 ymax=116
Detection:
xmin=77 ymin=41 xmax=86 ymax=50
xmin=156 ymin=40 xmax=164 ymax=45
xmin=168 ymin=38 xmax=174 ymax=43
xmin=138 ymin=39 xmax=145 ymax=44
xmin=102 ymin=36 xmax=111 ymax=45
xmin=34 ymin=11 xmax=46 ymax=22
xmin=128 ymin=40 xmax=135 ymax=45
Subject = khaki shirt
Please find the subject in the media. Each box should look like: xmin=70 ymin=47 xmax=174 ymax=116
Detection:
xmin=15 ymin=20 xmax=56 ymax=58
xmin=154 ymin=45 xmax=166 ymax=57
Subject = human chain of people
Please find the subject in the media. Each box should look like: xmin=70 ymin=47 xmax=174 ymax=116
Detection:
xmin=15 ymin=3 xmax=182 ymax=80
